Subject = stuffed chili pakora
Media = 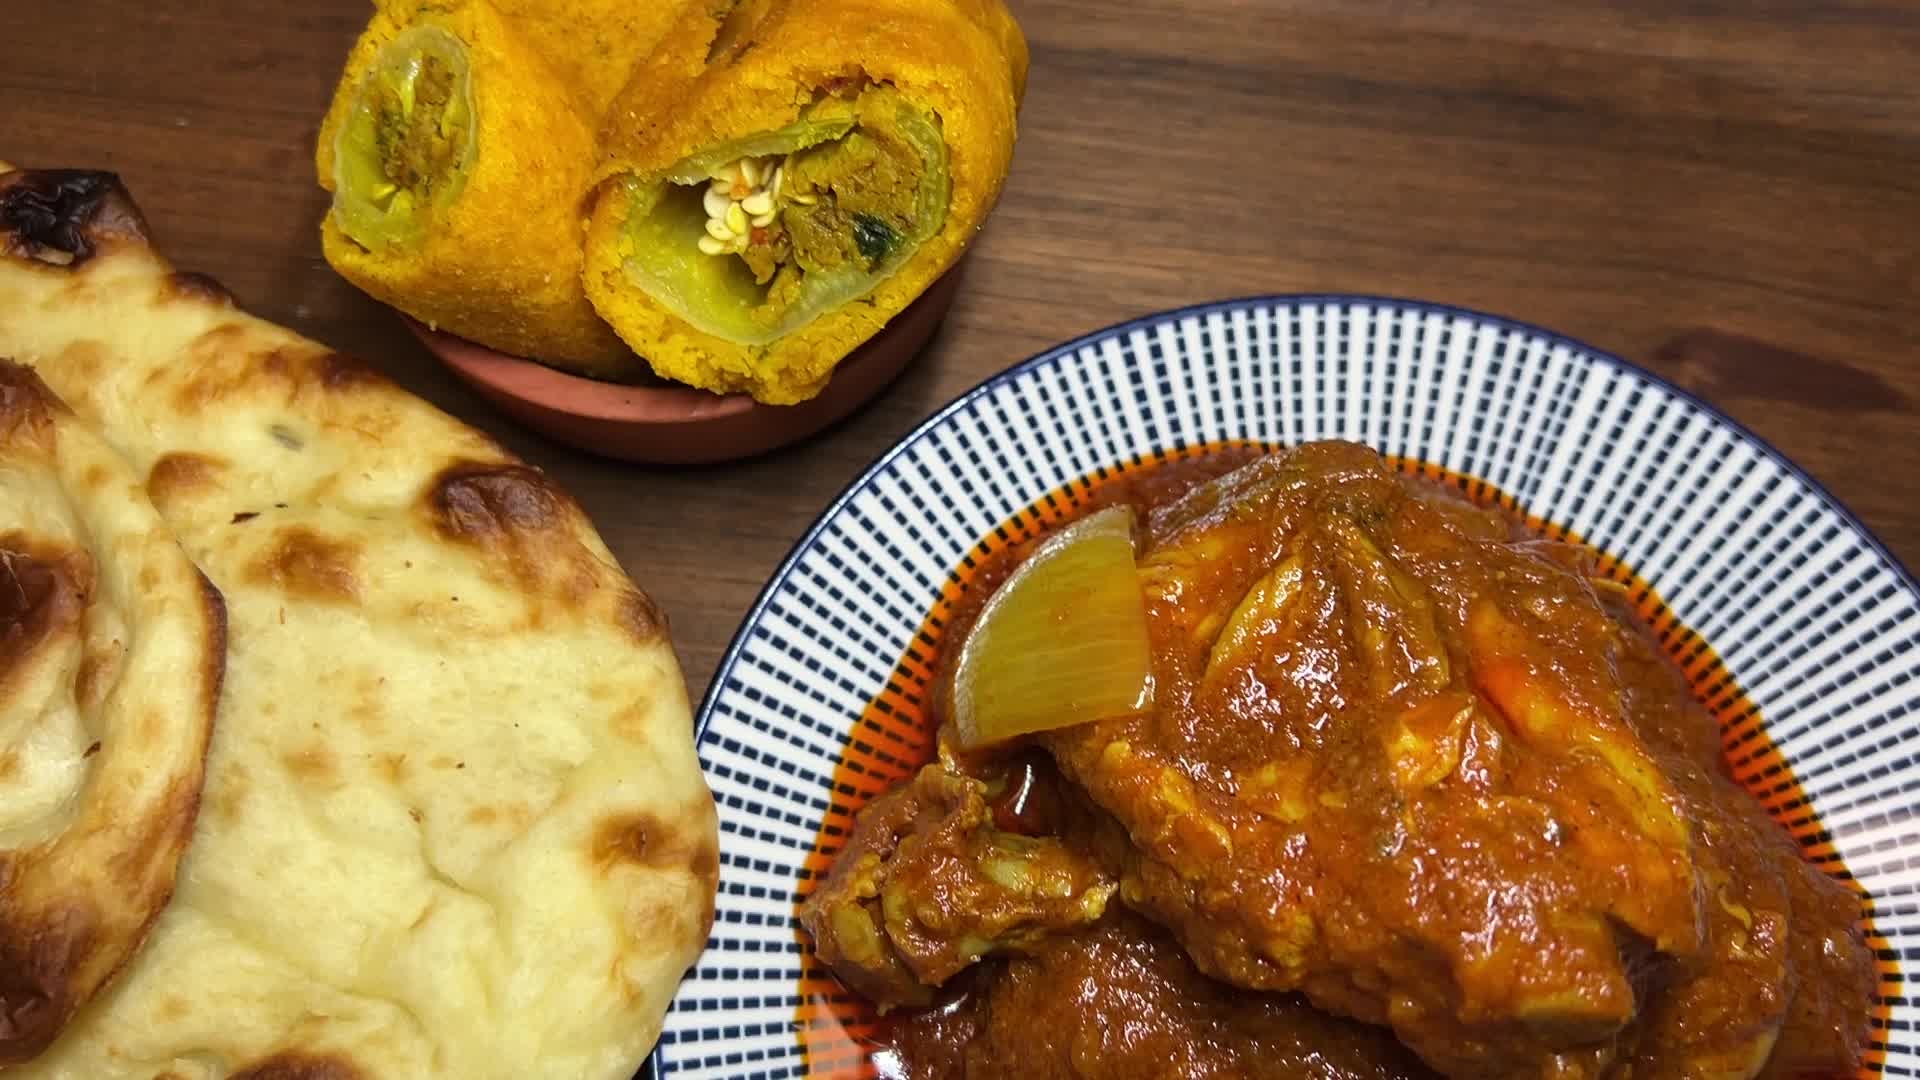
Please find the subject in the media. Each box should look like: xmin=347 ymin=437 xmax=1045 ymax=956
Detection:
xmin=316 ymin=0 xmax=696 ymax=378
xmin=583 ymin=0 xmax=1029 ymax=404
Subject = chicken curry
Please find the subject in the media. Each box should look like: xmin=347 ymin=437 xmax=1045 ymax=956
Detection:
xmin=797 ymin=441 xmax=1875 ymax=1078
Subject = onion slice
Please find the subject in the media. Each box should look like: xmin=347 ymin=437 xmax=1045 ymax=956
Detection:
xmin=950 ymin=506 xmax=1155 ymax=749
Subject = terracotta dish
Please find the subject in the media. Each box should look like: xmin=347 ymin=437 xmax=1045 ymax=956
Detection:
xmin=409 ymin=267 xmax=962 ymax=464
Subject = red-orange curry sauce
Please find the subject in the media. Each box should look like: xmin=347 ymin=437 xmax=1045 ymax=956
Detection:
xmin=789 ymin=441 xmax=1894 ymax=1078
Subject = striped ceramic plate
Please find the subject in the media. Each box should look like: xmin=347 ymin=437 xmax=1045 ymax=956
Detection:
xmin=646 ymin=296 xmax=1918 ymax=1079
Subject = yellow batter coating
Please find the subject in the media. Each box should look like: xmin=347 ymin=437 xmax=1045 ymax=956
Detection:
xmin=582 ymin=0 xmax=1028 ymax=404
xmin=370 ymin=0 xmax=694 ymax=117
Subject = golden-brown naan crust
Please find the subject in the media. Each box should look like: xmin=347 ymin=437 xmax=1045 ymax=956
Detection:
xmin=0 ymin=361 xmax=224 ymax=1066
xmin=0 ymin=165 xmax=716 ymax=1079
xmin=226 ymin=1052 xmax=367 ymax=1080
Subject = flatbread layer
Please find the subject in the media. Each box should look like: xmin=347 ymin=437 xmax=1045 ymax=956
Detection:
xmin=0 ymin=166 xmax=718 ymax=1080
xmin=0 ymin=360 xmax=223 ymax=1066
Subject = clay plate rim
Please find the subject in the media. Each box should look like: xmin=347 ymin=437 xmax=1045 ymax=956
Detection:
xmin=405 ymin=266 xmax=963 ymax=464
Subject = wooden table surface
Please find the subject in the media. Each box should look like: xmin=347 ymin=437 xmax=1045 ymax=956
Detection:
xmin=8 ymin=0 xmax=1919 ymax=698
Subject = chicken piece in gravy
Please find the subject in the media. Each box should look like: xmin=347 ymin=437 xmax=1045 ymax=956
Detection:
xmin=800 ymin=441 xmax=1873 ymax=1078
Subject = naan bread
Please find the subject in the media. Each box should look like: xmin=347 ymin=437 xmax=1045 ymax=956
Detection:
xmin=0 ymin=166 xmax=718 ymax=1079
xmin=0 ymin=362 xmax=222 ymax=1066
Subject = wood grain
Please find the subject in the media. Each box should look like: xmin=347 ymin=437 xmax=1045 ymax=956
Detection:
xmin=4 ymin=0 xmax=1917 ymax=696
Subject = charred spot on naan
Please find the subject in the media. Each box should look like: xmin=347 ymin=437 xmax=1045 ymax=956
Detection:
xmin=592 ymin=812 xmax=673 ymax=871
xmin=429 ymin=461 xmax=573 ymax=540
xmin=0 ymin=898 xmax=96 ymax=1065
xmin=426 ymin=462 xmax=677 ymax=649
xmin=172 ymin=328 xmax=396 ymax=417
xmin=0 ymin=170 xmax=149 ymax=268
xmin=591 ymin=807 xmax=721 ymax=949
xmin=615 ymin=587 xmax=669 ymax=644
xmin=155 ymin=328 xmax=228 ymax=412
xmin=282 ymin=744 xmax=345 ymax=790
xmin=257 ymin=342 xmax=390 ymax=396
xmin=228 ymin=1050 xmax=369 ymax=1080
xmin=593 ymin=810 xmax=719 ymax=878
xmin=694 ymin=834 xmax=720 ymax=899
xmin=0 ymin=539 xmax=92 ymax=696
xmin=313 ymin=350 xmax=389 ymax=392
xmin=47 ymin=340 xmax=110 ymax=391
xmin=160 ymin=270 xmax=236 ymax=309
xmin=425 ymin=461 xmax=640 ymax=623
xmin=244 ymin=526 xmax=364 ymax=604
xmin=171 ymin=326 xmax=291 ymax=412
xmin=0 ymin=361 xmax=68 ymax=445
xmin=146 ymin=452 xmax=229 ymax=509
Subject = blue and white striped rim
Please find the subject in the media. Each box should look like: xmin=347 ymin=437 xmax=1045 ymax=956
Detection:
xmin=645 ymin=295 xmax=1919 ymax=1079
